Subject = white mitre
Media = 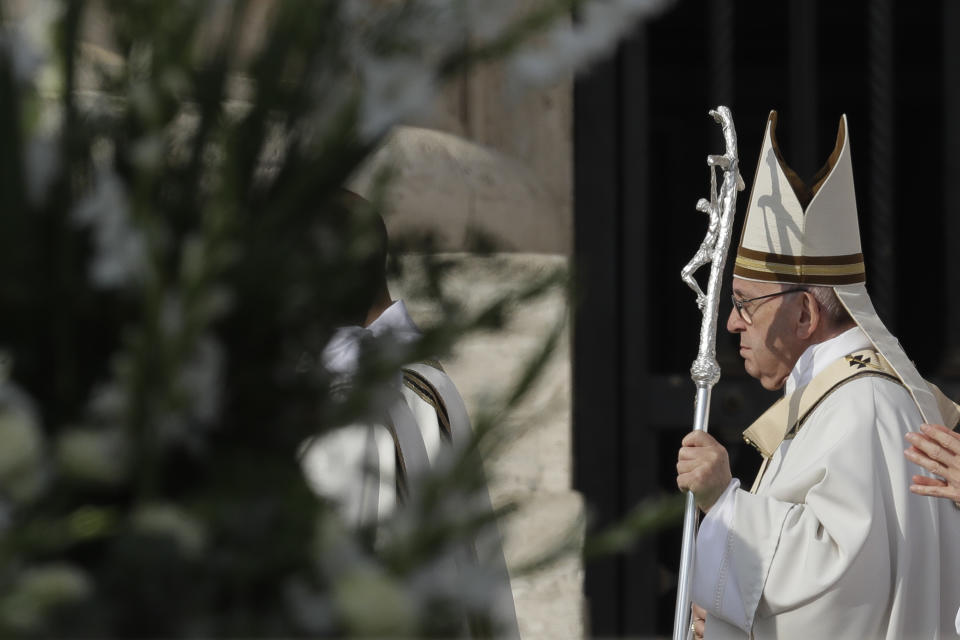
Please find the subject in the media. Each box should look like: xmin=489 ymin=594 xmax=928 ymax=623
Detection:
xmin=734 ymin=111 xmax=943 ymax=424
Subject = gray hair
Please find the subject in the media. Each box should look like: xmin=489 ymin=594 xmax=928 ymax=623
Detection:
xmin=806 ymin=285 xmax=855 ymax=329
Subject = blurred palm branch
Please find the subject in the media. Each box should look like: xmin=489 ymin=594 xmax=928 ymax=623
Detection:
xmin=0 ymin=0 xmax=676 ymax=636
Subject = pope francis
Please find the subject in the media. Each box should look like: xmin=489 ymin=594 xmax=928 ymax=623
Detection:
xmin=677 ymin=111 xmax=960 ymax=639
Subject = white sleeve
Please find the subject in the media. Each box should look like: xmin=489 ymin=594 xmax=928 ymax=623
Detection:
xmin=300 ymin=423 xmax=396 ymax=526
xmin=400 ymin=386 xmax=442 ymax=465
xmin=692 ymin=478 xmax=751 ymax=633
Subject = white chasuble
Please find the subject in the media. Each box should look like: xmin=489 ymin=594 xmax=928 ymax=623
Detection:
xmin=693 ymin=331 xmax=960 ymax=639
xmin=302 ymin=301 xmax=521 ymax=638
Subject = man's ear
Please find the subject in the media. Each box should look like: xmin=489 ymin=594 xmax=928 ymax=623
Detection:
xmin=796 ymin=291 xmax=820 ymax=340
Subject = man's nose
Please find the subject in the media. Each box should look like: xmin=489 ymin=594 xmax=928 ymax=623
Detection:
xmin=726 ymin=305 xmax=745 ymax=333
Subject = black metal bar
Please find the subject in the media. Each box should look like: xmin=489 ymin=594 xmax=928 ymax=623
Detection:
xmin=573 ymin=50 xmax=623 ymax=637
xmin=789 ymin=0 xmax=818 ymax=179
xmin=867 ymin=0 xmax=896 ymax=326
xmin=619 ymin=24 xmax=658 ymax=636
xmin=623 ymin=377 xmax=778 ymax=431
xmin=709 ymin=0 xmax=735 ymax=108
xmin=943 ymin=0 xmax=960 ymax=372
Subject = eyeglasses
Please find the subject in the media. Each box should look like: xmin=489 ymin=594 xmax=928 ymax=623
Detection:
xmin=731 ymin=288 xmax=807 ymax=325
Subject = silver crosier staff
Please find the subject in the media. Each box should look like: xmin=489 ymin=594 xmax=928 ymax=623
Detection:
xmin=673 ymin=106 xmax=743 ymax=640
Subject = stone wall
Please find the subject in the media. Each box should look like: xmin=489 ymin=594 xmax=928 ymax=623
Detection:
xmin=391 ymin=254 xmax=583 ymax=640
xmin=422 ymin=55 xmax=573 ymax=255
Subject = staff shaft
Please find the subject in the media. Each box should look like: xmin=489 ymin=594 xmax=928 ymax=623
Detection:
xmin=672 ymin=384 xmax=712 ymax=640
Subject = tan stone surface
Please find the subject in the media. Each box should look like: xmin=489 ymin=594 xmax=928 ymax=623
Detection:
xmin=392 ymin=253 xmax=583 ymax=639
xmin=348 ymin=127 xmax=567 ymax=254
xmin=424 ymin=1 xmax=574 ymax=255
xmin=459 ymin=63 xmax=572 ymax=246
xmin=356 ymin=1 xmax=574 ymax=255
xmin=392 ymin=255 xmax=570 ymax=497
xmin=502 ymin=492 xmax=586 ymax=640
xmin=387 ymin=68 xmax=572 ymax=254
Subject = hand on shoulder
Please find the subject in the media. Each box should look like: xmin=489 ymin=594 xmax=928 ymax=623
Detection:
xmin=904 ymin=423 xmax=960 ymax=505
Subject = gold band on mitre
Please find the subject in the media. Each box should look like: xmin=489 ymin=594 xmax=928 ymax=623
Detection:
xmin=733 ymin=247 xmax=866 ymax=285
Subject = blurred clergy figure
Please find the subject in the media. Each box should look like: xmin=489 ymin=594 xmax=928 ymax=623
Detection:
xmin=301 ymin=193 xmax=519 ymax=638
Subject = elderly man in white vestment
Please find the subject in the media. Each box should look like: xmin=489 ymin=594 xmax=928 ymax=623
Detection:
xmin=676 ymin=111 xmax=960 ymax=639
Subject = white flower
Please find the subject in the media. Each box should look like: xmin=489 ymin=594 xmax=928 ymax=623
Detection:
xmin=153 ymin=333 xmax=226 ymax=446
xmin=178 ymin=335 xmax=225 ymax=425
xmin=56 ymin=427 xmax=129 ymax=485
xmin=129 ymin=132 xmax=166 ymax=172
xmin=463 ymin=0 xmax=517 ymax=43
xmin=284 ymin=578 xmax=336 ymax=634
xmin=0 ymin=0 xmax=60 ymax=85
xmin=0 ymin=563 xmax=92 ymax=633
xmin=333 ymin=567 xmax=417 ymax=636
xmin=0 ymin=27 xmax=39 ymax=84
xmin=24 ymin=134 xmax=61 ymax=206
xmin=0 ymin=382 xmax=48 ymax=504
xmin=130 ymin=502 xmax=207 ymax=557
xmin=87 ymin=381 xmax=126 ymax=421
xmin=340 ymin=0 xmax=675 ymax=139
xmin=508 ymin=0 xmax=675 ymax=91
xmin=0 ymin=499 xmax=10 ymax=534
xmin=71 ymin=170 xmax=147 ymax=289
xmin=356 ymin=53 xmax=437 ymax=140
xmin=160 ymin=293 xmax=185 ymax=338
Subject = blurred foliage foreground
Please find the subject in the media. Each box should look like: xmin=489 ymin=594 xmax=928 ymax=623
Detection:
xmin=0 ymin=0 xmax=679 ymax=637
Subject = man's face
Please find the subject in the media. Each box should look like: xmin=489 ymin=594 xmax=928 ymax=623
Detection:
xmin=727 ymin=277 xmax=806 ymax=391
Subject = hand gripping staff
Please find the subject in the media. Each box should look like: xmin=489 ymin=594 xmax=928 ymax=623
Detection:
xmin=673 ymin=106 xmax=743 ymax=640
